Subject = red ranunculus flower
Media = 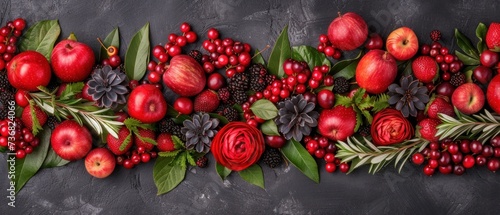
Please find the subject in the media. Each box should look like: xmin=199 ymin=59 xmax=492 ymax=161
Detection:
xmin=211 ymin=122 xmax=265 ymax=171
xmin=371 ymin=108 xmax=414 ymax=146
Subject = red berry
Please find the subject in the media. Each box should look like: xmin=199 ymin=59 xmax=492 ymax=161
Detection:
xmin=487 ymin=158 xmax=500 ymax=172
xmin=324 ymin=153 xmax=335 ymax=163
xmin=463 ymin=155 xmax=475 ymax=168
xmin=423 ymin=165 xmax=435 ymax=176
xmin=13 ymin=18 xmax=26 ymax=31
xmin=147 ymin=71 xmax=161 ymax=84
xmin=180 ymin=22 xmax=191 ymax=33
xmin=207 ymin=28 xmax=219 ymax=40
xmin=314 ymin=149 xmax=326 ymax=159
xmin=325 ymin=163 xmax=336 ymax=173
xmin=412 ymin=153 xmax=425 ymax=165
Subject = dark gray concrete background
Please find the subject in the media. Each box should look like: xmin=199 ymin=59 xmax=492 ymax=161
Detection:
xmin=1 ymin=0 xmax=500 ymax=214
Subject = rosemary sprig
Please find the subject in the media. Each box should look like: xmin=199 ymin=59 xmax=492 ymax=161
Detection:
xmin=436 ymin=109 xmax=500 ymax=144
xmin=29 ymin=85 xmax=123 ymax=138
xmin=336 ymin=136 xmax=429 ymax=174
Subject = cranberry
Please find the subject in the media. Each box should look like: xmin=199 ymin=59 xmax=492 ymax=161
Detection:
xmin=451 ymin=152 xmax=463 ymax=164
xmin=339 ymin=162 xmax=349 ymax=173
xmin=428 ymin=159 xmax=439 ymax=169
xmin=482 ymin=145 xmax=494 ymax=158
xmin=314 ymin=149 xmax=326 ymax=159
xmin=185 ymin=31 xmax=197 ymax=43
xmin=423 ymin=165 xmax=435 ymax=176
xmin=306 ymin=140 xmax=319 ymax=154
xmin=412 ymin=153 xmax=425 ymax=165
xmin=16 ymin=150 xmax=26 ymax=159
xmin=13 ymin=18 xmax=26 ymax=31
xmin=470 ymin=140 xmax=483 ymax=154
xmin=439 ymin=165 xmax=453 ymax=175
xmin=325 ymin=163 xmax=336 ymax=173
xmin=476 ymin=155 xmax=487 ymax=166
xmin=480 ymin=49 xmax=499 ymax=67
xmin=123 ymin=159 xmax=134 ymax=169
xmin=430 ymin=150 xmax=441 ymax=160
xmin=453 ymin=165 xmax=465 ymax=175
xmin=421 ymin=44 xmax=431 ymax=55
xmin=495 ymin=148 xmax=500 ymax=158
xmin=459 ymin=140 xmax=471 ymax=154
xmin=448 ymin=143 xmax=459 ymax=155
xmin=438 ymin=151 xmax=451 ymax=166
xmin=487 ymin=158 xmax=500 ymax=172
xmin=463 ymin=155 xmax=475 ymax=168
xmin=207 ymin=28 xmax=219 ymax=40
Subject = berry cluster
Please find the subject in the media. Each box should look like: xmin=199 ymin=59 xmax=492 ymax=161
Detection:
xmin=201 ymin=28 xmax=252 ymax=76
xmin=116 ymin=146 xmax=158 ymax=169
xmin=0 ymin=18 xmax=26 ymax=70
xmin=99 ymin=40 xmax=121 ymax=69
xmin=304 ymin=136 xmax=350 ymax=173
xmin=316 ymin=34 xmax=341 ymax=59
xmin=413 ymin=137 xmax=500 ymax=176
xmin=0 ymin=118 xmax=40 ymax=159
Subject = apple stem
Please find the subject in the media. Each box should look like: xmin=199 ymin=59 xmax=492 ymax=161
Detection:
xmin=337 ymin=12 xmax=342 ymax=17
xmin=97 ymin=38 xmax=108 ymax=50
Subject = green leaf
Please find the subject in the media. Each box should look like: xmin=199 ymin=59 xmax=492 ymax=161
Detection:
xmin=476 ymin=23 xmax=487 ymax=53
xmin=119 ymin=132 xmax=132 ymax=151
xmin=455 ymin=51 xmax=480 ymax=66
xmin=261 ymin=120 xmax=280 ymax=136
xmin=125 ymin=23 xmax=150 ymax=80
xmin=238 ymin=164 xmax=265 ymax=189
xmin=186 ymin=152 xmax=196 ymax=166
xmin=281 ymin=139 xmax=319 ymax=183
xmin=400 ymin=60 xmax=413 ymax=76
xmin=153 ymin=155 xmax=187 ymax=195
xmin=250 ymin=99 xmax=278 ymax=120
xmin=209 ymin=113 xmax=229 ymax=125
xmin=42 ymin=146 xmax=70 ymax=168
xmin=252 ymin=48 xmax=266 ymax=66
xmin=13 ymin=127 xmax=51 ymax=193
xmin=59 ymin=82 xmax=84 ymax=100
xmin=292 ymin=45 xmax=331 ymax=70
xmin=171 ymin=135 xmax=184 ymax=150
xmin=455 ymin=28 xmax=480 ymax=59
xmin=267 ymin=25 xmax=291 ymax=78
xmin=28 ymin=101 xmax=43 ymax=136
xmin=100 ymin=27 xmax=120 ymax=61
xmin=353 ymin=106 xmax=363 ymax=132
xmin=216 ymin=163 xmax=232 ymax=180
xmin=19 ymin=20 xmax=61 ymax=60
xmin=372 ymin=94 xmax=390 ymax=113
xmin=335 ymin=95 xmax=352 ymax=107
xmin=158 ymin=150 xmax=181 ymax=158
xmin=330 ymin=51 xmax=362 ymax=79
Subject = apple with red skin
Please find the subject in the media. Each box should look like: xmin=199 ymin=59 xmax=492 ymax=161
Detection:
xmin=7 ymin=51 xmax=51 ymax=91
xmin=355 ymin=50 xmax=397 ymax=94
xmin=51 ymin=39 xmax=95 ymax=82
xmin=128 ymin=84 xmax=167 ymax=123
xmin=487 ymin=74 xmax=500 ymax=114
xmin=85 ymin=148 xmax=116 ymax=178
xmin=265 ymin=135 xmax=286 ymax=148
xmin=327 ymin=12 xmax=368 ymax=51
xmin=473 ymin=66 xmax=493 ymax=85
xmin=452 ymin=83 xmax=485 ymax=115
xmin=163 ymin=55 xmax=206 ymax=96
xmin=207 ymin=73 xmax=225 ymax=90
xmin=173 ymin=97 xmax=193 ymax=115
xmin=318 ymin=105 xmax=357 ymax=141
xmin=51 ymin=120 xmax=92 ymax=161
xmin=386 ymin=27 xmax=419 ymax=61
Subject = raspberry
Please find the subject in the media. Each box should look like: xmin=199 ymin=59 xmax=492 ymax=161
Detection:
xmin=430 ymin=30 xmax=441 ymax=42
xmin=196 ymin=156 xmax=208 ymax=168
xmin=450 ymin=72 xmax=465 ymax=87
xmin=217 ymin=87 xmax=231 ymax=103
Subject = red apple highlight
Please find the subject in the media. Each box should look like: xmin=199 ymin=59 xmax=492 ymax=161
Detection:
xmin=386 ymin=27 xmax=419 ymax=61
xmin=7 ymin=51 xmax=51 ymax=91
xmin=487 ymin=74 xmax=500 ymax=114
xmin=85 ymin=148 xmax=116 ymax=178
xmin=163 ymin=55 xmax=206 ymax=97
xmin=127 ymin=84 xmax=167 ymax=123
xmin=327 ymin=12 xmax=368 ymax=51
xmin=51 ymin=39 xmax=95 ymax=82
xmin=452 ymin=83 xmax=485 ymax=115
xmin=51 ymin=120 xmax=93 ymax=161
xmin=355 ymin=50 xmax=397 ymax=94
xmin=318 ymin=105 xmax=357 ymax=141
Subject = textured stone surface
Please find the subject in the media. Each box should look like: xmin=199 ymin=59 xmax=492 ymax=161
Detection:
xmin=1 ymin=0 xmax=500 ymax=214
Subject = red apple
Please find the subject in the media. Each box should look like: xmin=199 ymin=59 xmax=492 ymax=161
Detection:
xmin=173 ymin=97 xmax=193 ymax=115
xmin=318 ymin=105 xmax=357 ymax=141
xmin=264 ymin=135 xmax=286 ymax=148
xmin=51 ymin=120 xmax=92 ymax=161
xmin=452 ymin=83 xmax=485 ymax=115
xmin=487 ymin=74 xmax=500 ymax=114
xmin=327 ymin=12 xmax=368 ymax=51
xmin=85 ymin=148 xmax=116 ymax=178
xmin=355 ymin=50 xmax=397 ymax=94
xmin=127 ymin=84 xmax=167 ymax=123
xmin=386 ymin=27 xmax=419 ymax=61
xmin=163 ymin=55 xmax=206 ymax=96
xmin=7 ymin=51 xmax=51 ymax=91
xmin=51 ymin=39 xmax=95 ymax=82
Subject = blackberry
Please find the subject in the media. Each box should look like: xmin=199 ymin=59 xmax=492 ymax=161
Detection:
xmin=333 ymin=77 xmax=350 ymax=94
xmin=358 ymin=125 xmax=371 ymax=137
xmin=228 ymin=73 xmax=249 ymax=92
xmin=450 ymin=72 xmax=466 ymax=87
xmin=0 ymin=90 xmax=14 ymax=119
xmin=231 ymin=90 xmax=248 ymax=104
xmin=0 ymin=72 xmax=12 ymax=91
xmin=188 ymin=50 xmax=203 ymax=65
xmin=248 ymin=64 xmax=267 ymax=78
xmin=262 ymin=148 xmax=283 ymax=168
xmin=46 ymin=116 xmax=59 ymax=130
xmin=196 ymin=156 xmax=208 ymax=168
xmin=265 ymin=75 xmax=276 ymax=85
xmin=217 ymin=87 xmax=231 ymax=103
xmin=158 ymin=118 xmax=185 ymax=141
xmin=430 ymin=30 xmax=441 ymax=42
xmin=223 ymin=106 xmax=239 ymax=122
xmin=250 ymin=76 xmax=267 ymax=92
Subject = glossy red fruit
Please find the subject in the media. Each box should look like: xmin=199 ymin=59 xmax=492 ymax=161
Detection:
xmin=480 ymin=49 xmax=499 ymax=67
xmin=412 ymin=153 xmax=425 ymax=165
xmin=452 ymin=83 xmax=485 ymax=115
xmin=51 ymin=39 xmax=95 ymax=82
xmin=51 ymin=120 xmax=92 ymax=161
xmin=264 ymin=135 xmax=286 ymax=148
xmin=463 ymin=155 xmax=475 ymax=168
xmin=127 ymin=84 xmax=167 ymax=123
xmin=134 ymin=128 xmax=156 ymax=152
xmin=317 ymin=89 xmax=335 ymax=109
xmin=327 ymin=12 xmax=368 ymax=51
xmin=107 ymin=127 xmax=133 ymax=155
xmin=473 ymin=66 xmax=493 ymax=85
xmin=486 ymin=22 xmax=500 ymax=50
xmin=356 ymin=50 xmax=397 ymax=94
xmin=412 ymin=56 xmax=438 ymax=83
xmin=163 ymin=55 xmax=206 ymax=97
xmin=157 ymin=133 xmax=176 ymax=152
xmin=173 ymin=97 xmax=193 ymax=115
xmin=7 ymin=51 xmax=51 ymax=91
xmin=318 ymin=105 xmax=357 ymax=141
xmin=207 ymin=73 xmax=226 ymax=90
xmin=365 ymin=33 xmax=383 ymax=50
xmin=486 ymin=74 xmax=500 ymax=114
xmin=325 ymin=162 xmax=336 ymax=173
xmin=418 ymin=118 xmax=441 ymax=142
xmin=21 ymin=105 xmax=48 ymax=131
xmin=15 ymin=90 xmax=30 ymax=107
xmin=85 ymin=148 xmax=116 ymax=178
xmin=193 ymin=89 xmax=220 ymax=113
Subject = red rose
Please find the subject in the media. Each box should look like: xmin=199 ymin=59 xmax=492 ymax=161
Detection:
xmin=371 ymin=108 xmax=414 ymax=146
xmin=211 ymin=122 xmax=265 ymax=171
